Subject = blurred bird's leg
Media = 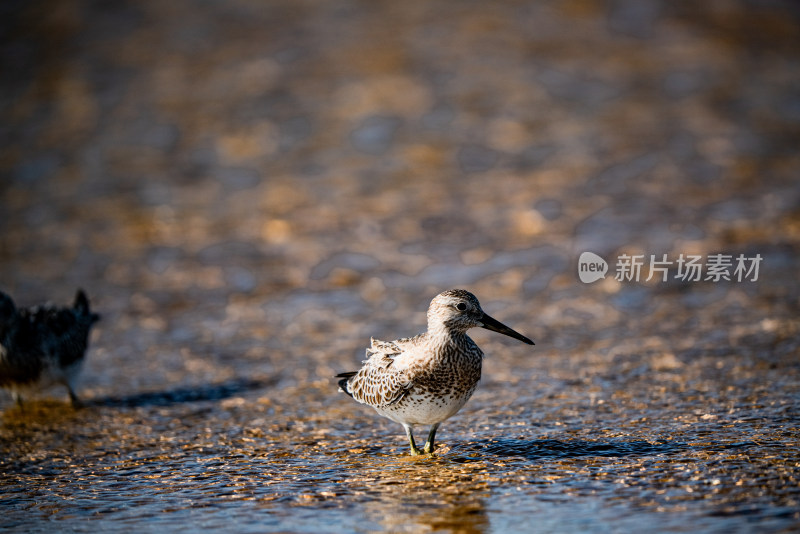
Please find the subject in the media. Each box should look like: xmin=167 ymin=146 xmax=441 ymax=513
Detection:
xmin=403 ymin=424 xmax=423 ymax=456
xmin=423 ymin=422 xmax=440 ymax=454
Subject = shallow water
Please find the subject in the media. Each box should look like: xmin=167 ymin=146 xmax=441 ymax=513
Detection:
xmin=2 ymin=0 xmax=800 ymax=532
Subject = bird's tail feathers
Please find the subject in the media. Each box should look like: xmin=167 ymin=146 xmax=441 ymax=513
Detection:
xmin=335 ymin=371 xmax=357 ymax=397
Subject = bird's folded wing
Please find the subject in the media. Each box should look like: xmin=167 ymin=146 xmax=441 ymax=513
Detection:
xmin=347 ymin=360 xmax=413 ymax=408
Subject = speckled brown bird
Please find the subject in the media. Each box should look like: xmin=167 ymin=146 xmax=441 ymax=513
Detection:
xmin=0 ymin=289 xmax=100 ymax=407
xmin=337 ymin=289 xmax=534 ymax=455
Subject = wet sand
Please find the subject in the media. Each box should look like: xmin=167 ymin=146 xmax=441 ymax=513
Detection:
xmin=1 ymin=1 xmax=799 ymax=532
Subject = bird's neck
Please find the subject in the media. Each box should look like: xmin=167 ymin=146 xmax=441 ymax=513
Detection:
xmin=426 ymin=321 xmax=469 ymax=346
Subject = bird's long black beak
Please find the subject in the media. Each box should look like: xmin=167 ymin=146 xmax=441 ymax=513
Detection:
xmin=480 ymin=313 xmax=535 ymax=345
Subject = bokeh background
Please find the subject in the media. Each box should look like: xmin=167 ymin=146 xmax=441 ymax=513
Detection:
xmin=1 ymin=1 xmax=799 ymax=532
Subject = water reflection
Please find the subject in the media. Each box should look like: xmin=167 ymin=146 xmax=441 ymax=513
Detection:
xmin=369 ymin=470 xmax=490 ymax=534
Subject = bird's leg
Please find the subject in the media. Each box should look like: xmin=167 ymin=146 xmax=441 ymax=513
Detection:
xmin=403 ymin=424 xmax=422 ymax=456
xmin=423 ymin=423 xmax=440 ymax=454
xmin=67 ymin=386 xmax=82 ymax=408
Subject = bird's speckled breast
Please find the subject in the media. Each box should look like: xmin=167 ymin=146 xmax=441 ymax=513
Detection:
xmin=377 ymin=342 xmax=483 ymax=426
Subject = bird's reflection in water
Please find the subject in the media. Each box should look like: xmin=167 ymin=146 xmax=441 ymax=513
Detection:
xmin=361 ymin=457 xmax=491 ymax=534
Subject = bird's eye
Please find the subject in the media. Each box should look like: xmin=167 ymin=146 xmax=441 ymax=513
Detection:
xmin=456 ymin=302 xmax=467 ymax=311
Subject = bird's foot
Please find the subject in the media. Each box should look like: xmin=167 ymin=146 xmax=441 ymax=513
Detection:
xmin=408 ymin=443 xmax=435 ymax=456
xmin=68 ymin=390 xmax=83 ymax=409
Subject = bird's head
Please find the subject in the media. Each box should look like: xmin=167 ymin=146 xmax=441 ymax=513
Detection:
xmin=427 ymin=289 xmax=534 ymax=345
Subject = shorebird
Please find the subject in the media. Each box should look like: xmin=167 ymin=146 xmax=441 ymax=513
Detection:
xmin=0 ymin=289 xmax=100 ymax=407
xmin=337 ymin=289 xmax=534 ymax=455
